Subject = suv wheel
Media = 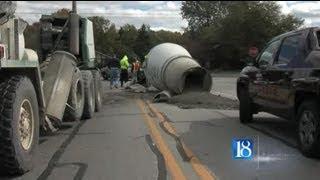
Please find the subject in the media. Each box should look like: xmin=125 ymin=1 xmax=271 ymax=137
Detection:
xmin=297 ymin=100 xmax=320 ymax=157
xmin=239 ymin=88 xmax=253 ymax=123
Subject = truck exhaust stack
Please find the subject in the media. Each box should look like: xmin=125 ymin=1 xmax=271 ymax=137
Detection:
xmin=69 ymin=1 xmax=79 ymax=55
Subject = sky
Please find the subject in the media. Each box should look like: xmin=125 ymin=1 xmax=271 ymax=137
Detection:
xmin=14 ymin=1 xmax=320 ymax=32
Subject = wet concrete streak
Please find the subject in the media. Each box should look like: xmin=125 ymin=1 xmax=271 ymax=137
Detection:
xmin=143 ymin=100 xmax=194 ymax=162
xmin=37 ymin=120 xmax=87 ymax=180
xmin=161 ymin=112 xmax=224 ymax=128
xmin=57 ymin=132 xmax=110 ymax=136
xmin=105 ymin=91 xmax=167 ymax=179
xmin=158 ymin=113 xmax=173 ymax=123
xmin=148 ymin=112 xmax=156 ymax=118
xmin=94 ymin=112 xmax=143 ymax=118
xmin=145 ymin=135 xmax=167 ymax=180
xmin=144 ymin=102 xmax=157 ymax=118
xmin=158 ymin=122 xmax=192 ymax=162
xmin=54 ymin=162 xmax=88 ymax=180
xmin=167 ymin=120 xmax=223 ymax=128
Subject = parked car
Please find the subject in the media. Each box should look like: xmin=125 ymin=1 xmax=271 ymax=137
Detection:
xmin=237 ymin=27 xmax=320 ymax=158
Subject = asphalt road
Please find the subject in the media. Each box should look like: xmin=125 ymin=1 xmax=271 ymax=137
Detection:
xmin=3 ymin=78 xmax=320 ymax=180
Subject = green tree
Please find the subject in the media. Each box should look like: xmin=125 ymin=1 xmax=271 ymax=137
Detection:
xmin=88 ymin=16 xmax=120 ymax=55
xmin=52 ymin=8 xmax=70 ymax=17
xmin=152 ymin=30 xmax=183 ymax=45
xmin=119 ymin=24 xmax=138 ymax=49
xmin=134 ymin=24 xmax=152 ymax=61
xmin=181 ymin=1 xmax=304 ymax=69
xmin=117 ymin=24 xmax=138 ymax=59
xmin=181 ymin=1 xmax=230 ymax=32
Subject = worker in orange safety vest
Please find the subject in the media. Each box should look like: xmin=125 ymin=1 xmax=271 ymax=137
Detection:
xmin=131 ymin=58 xmax=141 ymax=84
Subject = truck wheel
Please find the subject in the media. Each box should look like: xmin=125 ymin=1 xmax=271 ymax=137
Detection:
xmin=297 ymin=100 xmax=320 ymax=157
xmin=91 ymin=70 xmax=102 ymax=112
xmin=81 ymin=71 xmax=95 ymax=119
xmin=0 ymin=76 xmax=39 ymax=174
xmin=64 ymin=68 xmax=85 ymax=121
xmin=239 ymin=89 xmax=253 ymax=123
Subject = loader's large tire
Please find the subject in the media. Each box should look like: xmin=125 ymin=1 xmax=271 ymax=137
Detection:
xmin=91 ymin=70 xmax=102 ymax=112
xmin=81 ymin=70 xmax=95 ymax=119
xmin=63 ymin=68 xmax=85 ymax=121
xmin=0 ymin=76 xmax=39 ymax=175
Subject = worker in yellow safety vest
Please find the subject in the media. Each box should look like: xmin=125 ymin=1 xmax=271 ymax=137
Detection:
xmin=120 ymin=55 xmax=130 ymax=87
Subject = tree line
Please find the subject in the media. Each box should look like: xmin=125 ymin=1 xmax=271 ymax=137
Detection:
xmin=23 ymin=8 xmax=184 ymax=65
xmin=24 ymin=1 xmax=304 ymax=70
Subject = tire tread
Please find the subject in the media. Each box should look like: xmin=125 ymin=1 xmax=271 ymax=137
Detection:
xmin=81 ymin=70 xmax=95 ymax=119
xmin=0 ymin=76 xmax=28 ymax=174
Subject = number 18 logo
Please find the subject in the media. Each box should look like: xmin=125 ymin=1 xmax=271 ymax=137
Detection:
xmin=232 ymin=139 xmax=254 ymax=160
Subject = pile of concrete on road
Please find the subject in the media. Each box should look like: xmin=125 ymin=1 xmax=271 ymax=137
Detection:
xmin=112 ymin=80 xmax=238 ymax=110
xmin=166 ymin=91 xmax=238 ymax=110
xmin=124 ymin=81 xmax=159 ymax=94
xmin=125 ymin=83 xmax=147 ymax=93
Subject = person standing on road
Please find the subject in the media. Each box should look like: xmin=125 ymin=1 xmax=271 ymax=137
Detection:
xmin=131 ymin=58 xmax=141 ymax=84
xmin=120 ymin=55 xmax=130 ymax=87
xmin=107 ymin=55 xmax=120 ymax=89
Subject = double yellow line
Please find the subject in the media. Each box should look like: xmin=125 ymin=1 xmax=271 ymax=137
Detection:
xmin=136 ymin=99 xmax=216 ymax=180
xmin=137 ymin=99 xmax=187 ymax=180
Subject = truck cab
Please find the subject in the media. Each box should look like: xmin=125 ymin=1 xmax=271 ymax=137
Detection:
xmin=0 ymin=1 xmax=102 ymax=175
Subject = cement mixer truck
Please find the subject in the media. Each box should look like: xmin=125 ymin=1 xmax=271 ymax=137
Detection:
xmin=0 ymin=1 xmax=102 ymax=174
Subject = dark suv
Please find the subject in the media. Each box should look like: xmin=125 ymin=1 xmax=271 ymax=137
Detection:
xmin=237 ymin=27 xmax=320 ymax=157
